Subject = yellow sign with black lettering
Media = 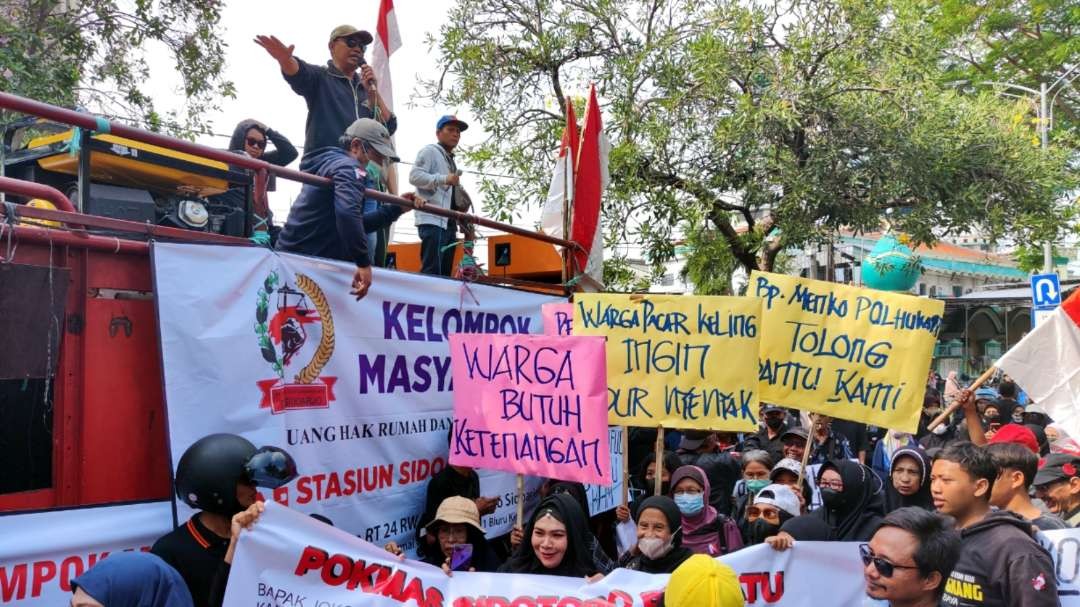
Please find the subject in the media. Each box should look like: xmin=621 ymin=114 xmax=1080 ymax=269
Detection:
xmin=574 ymin=294 xmax=760 ymax=431
xmin=750 ymin=271 xmax=944 ymax=433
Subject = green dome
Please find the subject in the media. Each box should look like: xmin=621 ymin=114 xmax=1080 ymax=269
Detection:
xmin=861 ymin=233 xmax=922 ymax=292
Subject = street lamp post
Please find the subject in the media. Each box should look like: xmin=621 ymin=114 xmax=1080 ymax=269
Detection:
xmin=984 ymin=64 xmax=1079 ymax=273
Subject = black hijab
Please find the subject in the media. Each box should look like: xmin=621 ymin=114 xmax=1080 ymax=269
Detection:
xmin=1026 ymin=424 xmax=1051 ymax=456
xmin=884 ymin=447 xmax=934 ymax=512
xmin=621 ymin=496 xmax=694 ymax=574
xmin=501 ymin=494 xmax=595 ymax=577
xmin=812 ymin=459 xmax=885 ymax=541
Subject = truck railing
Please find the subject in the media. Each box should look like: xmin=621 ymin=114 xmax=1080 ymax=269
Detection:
xmin=0 ymin=92 xmax=582 ymax=252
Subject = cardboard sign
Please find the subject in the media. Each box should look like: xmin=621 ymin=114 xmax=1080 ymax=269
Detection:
xmin=751 ymin=271 xmax=944 ymax=433
xmin=542 ymin=302 xmax=574 ymax=336
xmin=574 ymin=294 xmax=760 ymax=431
xmin=449 ymin=333 xmax=611 ymax=485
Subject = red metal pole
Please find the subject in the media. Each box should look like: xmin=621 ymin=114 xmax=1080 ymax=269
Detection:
xmin=0 ymin=176 xmax=76 ymax=212
xmin=4 ymin=224 xmax=149 ymax=255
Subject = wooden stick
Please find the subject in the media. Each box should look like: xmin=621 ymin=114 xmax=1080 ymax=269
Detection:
xmin=620 ymin=425 xmax=630 ymax=507
xmin=796 ymin=417 xmax=817 ymax=489
xmin=516 ymin=474 xmax=525 ymax=528
xmin=926 ymin=366 xmax=998 ymax=431
xmin=654 ymin=426 xmax=665 ymax=496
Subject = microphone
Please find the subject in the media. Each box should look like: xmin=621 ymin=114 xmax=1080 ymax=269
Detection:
xmin=357 ymin=56 xmax=377 ymax=93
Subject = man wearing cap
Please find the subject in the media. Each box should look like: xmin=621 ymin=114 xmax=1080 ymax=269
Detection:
xmin=255 ymin=26 xmax=396 ymax=157
xmin=410 ymin=115 xmax=469 ymax=276
xmin=1034 ymin=453 xmax=1080 ymax=527
xmin=276 ymin=119 xmax=422 ymax=299
xmin=780 ymin=426 xmax=809 ymax=462
xmin=743 ymin=404 xmax=790 ymax=463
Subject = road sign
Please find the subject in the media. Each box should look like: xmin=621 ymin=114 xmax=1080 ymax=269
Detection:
xmin=1031 ymin=273 xmax=1061 ymax=310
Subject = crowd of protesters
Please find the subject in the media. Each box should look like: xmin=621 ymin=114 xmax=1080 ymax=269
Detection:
xmin=68 ymin=366 xmax=1080 ymax=607
xmin=57 ymin=19 xmax=1076 ymax=607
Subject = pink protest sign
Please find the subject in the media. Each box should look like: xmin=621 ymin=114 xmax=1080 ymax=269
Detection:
xmin=542 ymin=302 xmax=574 ymax=336
xmin=449 ymin=333 xmax=611 ymax=486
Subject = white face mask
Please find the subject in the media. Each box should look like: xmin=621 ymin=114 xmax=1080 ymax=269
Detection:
xmin=638 ymin=535 xmax=675 ymax=559
xmin=932 ymin=423 xmax=949 ymax=436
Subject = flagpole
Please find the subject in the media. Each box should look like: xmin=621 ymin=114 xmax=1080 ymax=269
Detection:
xmin=926 ymin=365 xmax=997 ymax=431
xmin=561 ymin=96 xmax=572 ymax=288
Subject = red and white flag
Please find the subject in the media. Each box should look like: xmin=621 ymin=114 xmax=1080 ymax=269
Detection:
xmin=371 ymin=0 xmax=401 ymax=112
xmin=996 ymin=288 xmax=1080 ymax=437
xmin=540 ymin=99 xmax=578 ymax=239
xmin=572 ymin=84 xmax=607 ymax=289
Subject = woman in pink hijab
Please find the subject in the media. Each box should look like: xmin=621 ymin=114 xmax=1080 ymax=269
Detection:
xmin=669 ymin=465 xmax=743 ymax=556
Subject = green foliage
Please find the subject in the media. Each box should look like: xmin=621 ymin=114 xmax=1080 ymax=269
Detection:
xmin=0 ymin=0 xmax=233 ymax=136
xmin=424 ymin=0 xmax=1076 ymax=285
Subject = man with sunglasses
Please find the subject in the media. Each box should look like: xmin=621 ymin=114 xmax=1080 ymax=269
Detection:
xmin=931 ymin=442 xmax=1057 ymax=606
xmin=862 ymin=507 xmax=961 ymax=607
xmin=256 ymin=25 xmax=396 ymax=159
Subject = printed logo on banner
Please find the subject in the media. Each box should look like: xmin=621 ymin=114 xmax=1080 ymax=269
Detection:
xmin=254 ymin=271 xmax=338 ymax=414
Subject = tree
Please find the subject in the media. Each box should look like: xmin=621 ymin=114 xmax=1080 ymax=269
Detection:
xmin=0 ymin=0 xmax=233 ymax=135
xmin=423 ymin=0 xmax=1075 ymax=291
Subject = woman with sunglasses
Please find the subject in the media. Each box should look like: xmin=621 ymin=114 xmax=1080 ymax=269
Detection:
xmin=742 ymin=484 xmax=800 ymax=546
xmin=212 ymin=120 xmax=299 ymax=239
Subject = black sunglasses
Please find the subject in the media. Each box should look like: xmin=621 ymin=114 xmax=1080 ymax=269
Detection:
xmin=246 ymin=136 xmax=267 ymax=149
xmin=337 ymin=37 xmax=367 ymax=50
xmin=859 ymin=544 xmax=919 ymax=578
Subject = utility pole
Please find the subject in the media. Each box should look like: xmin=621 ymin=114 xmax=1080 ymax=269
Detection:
xmin=1040 ymin=81 xmax=1052 ymax=273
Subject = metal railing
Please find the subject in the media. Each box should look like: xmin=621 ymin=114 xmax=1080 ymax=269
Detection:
xmin=0 ymin=92 xmax=582 ymax=252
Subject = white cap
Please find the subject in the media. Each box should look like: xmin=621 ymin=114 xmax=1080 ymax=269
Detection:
xmin=753 ymin=484 xmax=801 ymax=518
xmin=770 ymin=457 xmax=803 ymax=480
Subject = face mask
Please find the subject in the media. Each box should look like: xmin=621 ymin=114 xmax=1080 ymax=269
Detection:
xmin=924 ymin=408 xmax=941 ymax=418
xmin=638 ymin=534 xmax=675 ymax=559
xmin=820 ymin=488 xmax=846 ymax=511
xmin=365 ymin=160 xmax=383 ymax=186
xmin=765 ymin=417 xmax=784 ymax=430
xmin=644 ymin=479 xmax=671 ymax=495
xmin=674 ymin=493 xmax=705 ymax=516
xmin=746 ymin=479 xmax=770 ymax=496
xmin=748 ymin=518 xmax=781 ymax=544
xmin=932 ymin=423 xmax=949 ymax=435
xmin=1012 ymin=414 xmax=1024 ymax=423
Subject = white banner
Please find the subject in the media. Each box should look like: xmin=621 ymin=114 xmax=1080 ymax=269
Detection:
xmin=153 ymin=243 xmax=566 ymax=552
xmin=1040 ymin=528 xmax=1080 ymax=605
xmin=0 ymin=501 xmax=173 ymax=606
xmin=224 ymin=502 xmax=868 ymax=606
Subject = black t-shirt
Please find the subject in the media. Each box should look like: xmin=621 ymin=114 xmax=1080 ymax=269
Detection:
xmin=151 ymin=515 xmax=229 ymax=607
xmin=830 ymin=419 xmax=869 ymax=457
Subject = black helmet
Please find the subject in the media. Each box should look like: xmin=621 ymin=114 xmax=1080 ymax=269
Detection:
xmin=174 ymin=434 xmax=298 ymax=515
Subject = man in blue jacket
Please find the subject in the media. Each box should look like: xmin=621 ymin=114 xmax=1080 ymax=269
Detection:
xmin=276 ymin=119 xmax=422 ymax=300
xmin=256 ymin=25 xmax=397 ymax=157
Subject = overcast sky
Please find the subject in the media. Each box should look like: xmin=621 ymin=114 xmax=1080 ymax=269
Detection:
xmin=145 ymin=0 xmax=510 ymax=245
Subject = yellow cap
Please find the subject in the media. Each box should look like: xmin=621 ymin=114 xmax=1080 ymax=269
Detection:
xmin=664 ymin=555 xmax=744 ymax=607
xmin=20 ymin=199 xmax=61 ymax=228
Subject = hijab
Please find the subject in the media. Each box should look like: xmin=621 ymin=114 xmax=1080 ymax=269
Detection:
xmin=669 ymin=465 xmax=721 ymax=555
xmin=625 ymin=496 xmax=694 ymax=574
xmin=812 ymin=460 xmax=885 ymax=541
xmin=502 ymin=494 xmax=595 ymax=577
xmin=71 ymin=552 xmax=193 ymax=607
xmin=1026 ymin=424 xmax=1051 ymax=457
xmin=884 ymin=447 xmax=934 ymax=512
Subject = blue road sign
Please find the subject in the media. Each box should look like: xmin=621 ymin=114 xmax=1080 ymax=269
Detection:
xmin=1031 ymin=273 xmax=1062 ymax=310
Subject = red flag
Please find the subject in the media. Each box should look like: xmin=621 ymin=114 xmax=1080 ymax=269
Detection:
xmin=572 ymin=85 xmax=603 ymax=277
xmin=372 ymin=0 xmax=401 ymax=111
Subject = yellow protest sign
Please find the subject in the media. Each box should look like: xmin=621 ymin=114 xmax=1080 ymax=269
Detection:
xmin=574 ymin=294 xmax=760 ymax=431
xmin=750 ymin=271 xmax=944 ymax=433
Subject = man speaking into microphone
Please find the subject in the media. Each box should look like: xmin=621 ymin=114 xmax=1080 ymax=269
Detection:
xmin=256 ymin=25 xmax=397 ymax=159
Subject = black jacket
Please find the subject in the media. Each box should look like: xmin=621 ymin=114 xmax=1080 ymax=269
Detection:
xmin=283 ymin=59 xmax=398 ymax=156
xmin=742 ymin=424 xmax=787 ymax=463
xmin=226 ymin=120 xmax=298 ymax=168
xmin=275 ymin=147 xmax=405 ymax=267
xmin=942 ymin=510 xmax=1057 ymax=607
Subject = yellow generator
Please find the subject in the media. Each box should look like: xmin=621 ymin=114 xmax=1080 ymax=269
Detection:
xmin=3 ymin=123 xmax=254 ymax=236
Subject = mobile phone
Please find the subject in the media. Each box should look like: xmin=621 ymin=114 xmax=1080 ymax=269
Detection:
xmin=450 ymin=543 xmax=473 ymax=571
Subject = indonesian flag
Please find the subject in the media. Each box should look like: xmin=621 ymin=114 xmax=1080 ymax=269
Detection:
xmin=371 ymin=0 xmax=401 ymax=112
xmin=996 ymin=289 xmax=1080 ymax=438
xmin=539 ymin=99 xmax=578 ymax=239
xmin=572 ymin=84 xmax=607 ymax=289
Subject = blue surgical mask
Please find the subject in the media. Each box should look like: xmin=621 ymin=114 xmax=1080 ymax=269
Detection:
xmin=674 ymin=493 xmax=705 ymax=516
